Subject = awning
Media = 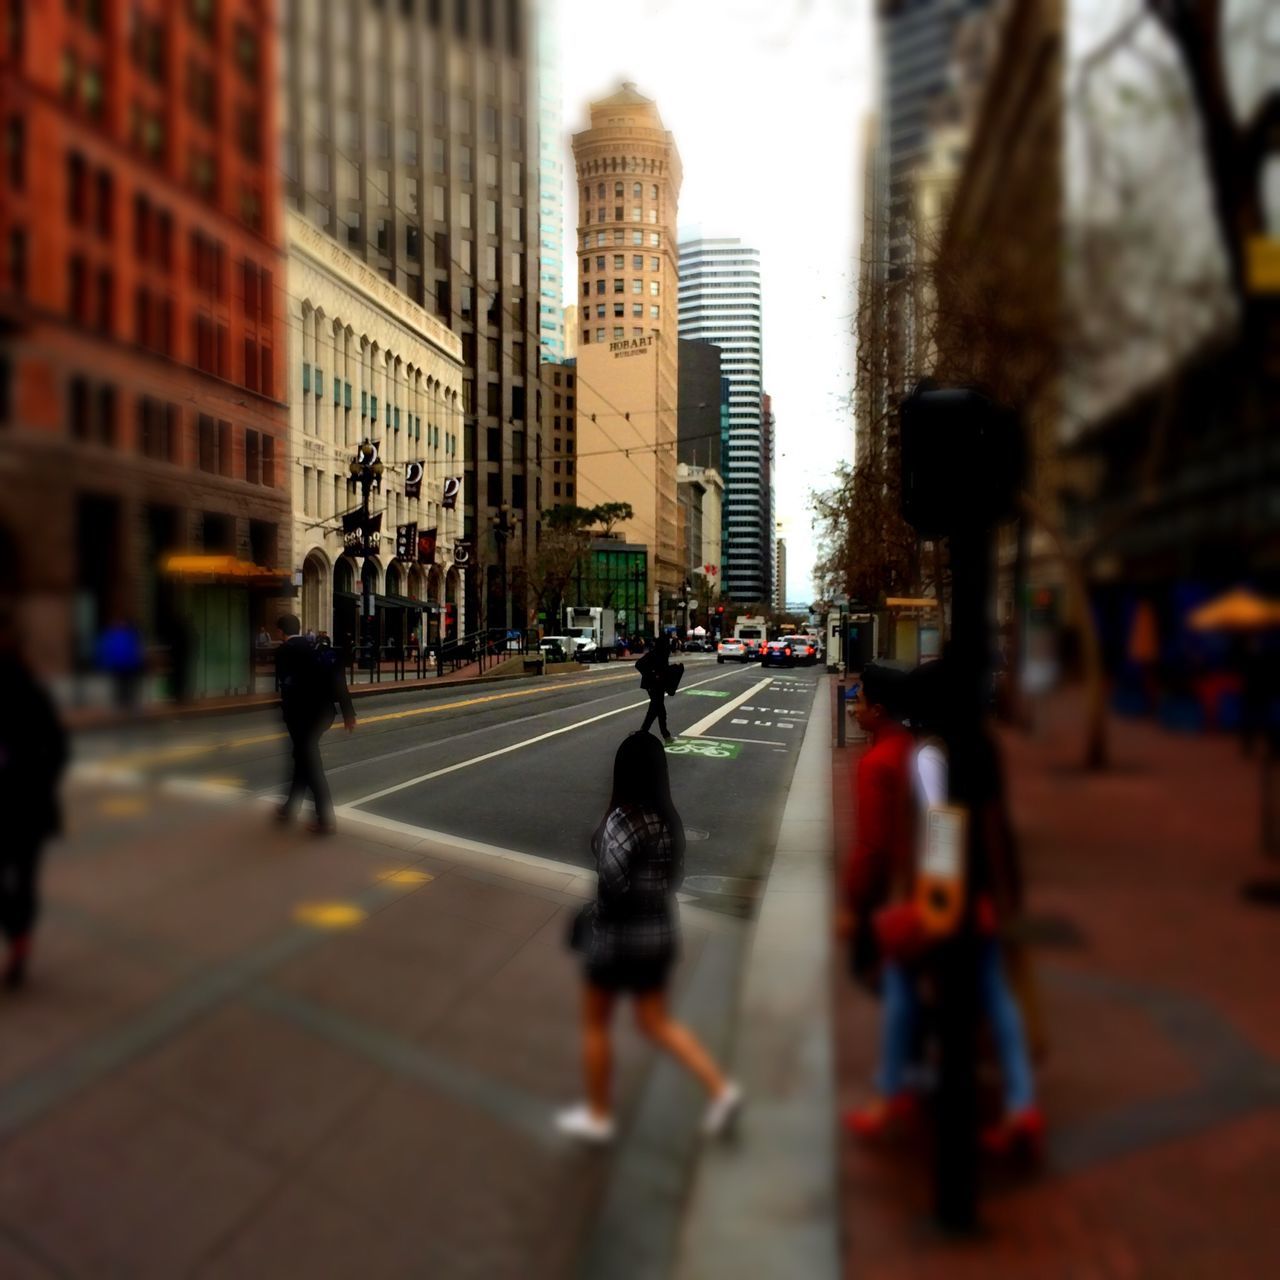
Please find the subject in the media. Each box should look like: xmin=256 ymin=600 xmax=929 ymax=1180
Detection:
xmin=1187 ymin=588 xmax=1280 ymax=633
xmin=160 ymin=554 xmax=291 ymax=586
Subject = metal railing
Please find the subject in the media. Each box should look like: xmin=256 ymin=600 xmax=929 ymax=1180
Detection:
xmin=339 ymin=628 xmax=541 ymax=685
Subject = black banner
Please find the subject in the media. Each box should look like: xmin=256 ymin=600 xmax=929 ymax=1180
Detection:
xmin=341 ymin=508 xmax=364 ymax=534
xmin=443 ymin=477 xmax=461 ymax=510
xmin=405 ymin=461 xmax=424 ymax=500
xmin=417 ymin=527 xmax=437 ymax=565
xmin=365 ymin=511 xmax=383 ymax=536
xmin=453 ymin=539 xmax=470 ymax=565
xmin=396 ymin=522 xmax=417 ymax=560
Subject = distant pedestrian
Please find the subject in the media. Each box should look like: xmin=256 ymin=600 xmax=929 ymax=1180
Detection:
xmin=0 ymin=605 xmax=69 ymax=989
xmin=558 ymin=732 xmax=742 ymax=1142
xmin=274 ymin=614 xmax=355 ymax=835
xmin=256 ymin=626 xmax=272 ymax=649
xmin=96 ymin=618 xmax=146 ymax=711
xmin=636 ymin=634 xmax=673 ymax=742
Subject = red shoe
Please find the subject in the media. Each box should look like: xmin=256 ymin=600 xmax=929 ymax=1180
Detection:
xmin=843 ymin=1093 xmax=919 ymax=1139
xmin=981 ymin=1105 xmax=1045 ymax=1157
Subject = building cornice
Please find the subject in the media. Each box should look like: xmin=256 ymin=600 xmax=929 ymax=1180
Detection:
xmin=288 ymin=211 xmax=463 ymax=366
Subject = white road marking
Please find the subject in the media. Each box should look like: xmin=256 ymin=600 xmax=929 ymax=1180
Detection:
xmin=730 ymin=718 xmax=749 ymax=726
xmin=343 ymin=668 xmax=745 ymax=810
xmin=705 ymin=736 xmax=787 ymax=746
xmin=681 ymin=677 xmax=773 ymax=738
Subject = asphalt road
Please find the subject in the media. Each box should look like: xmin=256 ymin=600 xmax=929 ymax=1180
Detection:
xmin=75 ymin=657 xmax=822 ymax=917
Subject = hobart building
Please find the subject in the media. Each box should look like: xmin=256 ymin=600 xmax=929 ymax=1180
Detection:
xmin=281 ymin=0 xmax=540 ymax=630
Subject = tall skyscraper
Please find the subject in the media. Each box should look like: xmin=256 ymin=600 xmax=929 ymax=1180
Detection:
xmin=536 ymin=0 xmax=565 ymax=362
xmin=281 ymin=0 xmax=540 ymax=630
xmin=678 ymin=238 xmax=767 ymax=603
xmin=572 ymin=83 xmax=682 ymax=629
xmin=879 ymin=0 xmax=991 ymax=281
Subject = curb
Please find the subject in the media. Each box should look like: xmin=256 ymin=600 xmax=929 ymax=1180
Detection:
xmin=673 ymin=673 xmax=840 ymax=1280
xmin=63 ymin=665 xmax=604 ymax=735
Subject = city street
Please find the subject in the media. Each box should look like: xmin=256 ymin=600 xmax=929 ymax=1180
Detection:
xmin=75 ymin=657 xmax=821 ymax=907
xmin=0 ymin=660 xmax=825 ymax=1278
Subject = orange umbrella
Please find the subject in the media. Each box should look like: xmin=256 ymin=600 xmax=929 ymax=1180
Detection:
xmin=1187 ymin=588 xmax=1280 ymax=632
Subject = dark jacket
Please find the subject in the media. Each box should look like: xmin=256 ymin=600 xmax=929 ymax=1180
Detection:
xmin=0 ymin=658 xmax=69 ymax=841
xmin=276 ymin=636 xmax=354 ymax=732
xmin=636 ymin=646 xmax=669 ymax=693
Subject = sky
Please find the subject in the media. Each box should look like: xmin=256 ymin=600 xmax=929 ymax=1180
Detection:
xmin=551 ymin=0 xmax=875 ymax=605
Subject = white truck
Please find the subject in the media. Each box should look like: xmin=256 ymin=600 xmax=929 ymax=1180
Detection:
xmin=733 ymin=614 xmax=768 ymax=659
xmin=563 ymin=606 xmax=617 ymax=661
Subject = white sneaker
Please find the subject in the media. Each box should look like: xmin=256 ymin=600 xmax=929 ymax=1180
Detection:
xmin=555 ymin=1104 xmax=615 ymax=1144
xmin=702 ymin=1082 xmax=744 ymax=1137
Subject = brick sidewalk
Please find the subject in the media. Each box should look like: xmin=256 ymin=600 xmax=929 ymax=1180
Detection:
xmin=832 ymin=691 xmax=1280 ymax=1278
xmin=0 ymin=783 xmax=730 ymax=1278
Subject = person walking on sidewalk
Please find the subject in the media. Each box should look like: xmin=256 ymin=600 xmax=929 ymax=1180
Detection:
xmin=0 ymin=605 xmax=69 ymax=990
xmin=908 ymin=658 xmax=1043 ymax=1156
xmin=838 ymin=664 xmax=920 ymax=1137
xmin=636 ymin=634 xmax=673 ymax=742
xmin=558 ymin=731 xmax=742 ymax=1143
xmin=275 ymin=614 xmax=356 ymax=836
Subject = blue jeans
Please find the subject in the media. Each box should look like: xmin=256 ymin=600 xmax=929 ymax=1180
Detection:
xmin=875 ymin=939 xmax=1036 ymax=1114
xmin=980 ymin=936 xmax=1036 ymax=1113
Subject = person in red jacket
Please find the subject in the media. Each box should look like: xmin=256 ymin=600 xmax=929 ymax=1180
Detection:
xmin=837 ymin=663 xmax=918 ymax=1137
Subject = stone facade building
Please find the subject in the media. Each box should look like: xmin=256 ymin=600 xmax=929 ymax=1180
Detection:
xmin=287 ymin=212 xmax=465 ymax=653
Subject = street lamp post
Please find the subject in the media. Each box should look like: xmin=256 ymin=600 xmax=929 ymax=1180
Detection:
xmin=348 ymin=439 xmax=384 ymax=669
xmin=491 ymin=503 xmax=521 ymax=634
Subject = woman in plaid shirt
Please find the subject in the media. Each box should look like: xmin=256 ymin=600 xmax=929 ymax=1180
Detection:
xmin=557 ymin=732 xmax=742 ymax=1143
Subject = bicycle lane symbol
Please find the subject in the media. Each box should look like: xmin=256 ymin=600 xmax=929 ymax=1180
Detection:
xmin=663 ymin=738 xmax=742 ymax=760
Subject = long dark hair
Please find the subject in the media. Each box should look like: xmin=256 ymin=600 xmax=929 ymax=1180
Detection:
xmin=595 ymin=731 xmax=685 ymax=859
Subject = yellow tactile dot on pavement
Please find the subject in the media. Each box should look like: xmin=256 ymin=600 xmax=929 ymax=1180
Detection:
xmin=378 ymin=869 xmax=435 ymax=886
xmin=98 ymin=796 xmax=149 ymax=818
xmin=293 ymin=902 xmax=368 ymax=929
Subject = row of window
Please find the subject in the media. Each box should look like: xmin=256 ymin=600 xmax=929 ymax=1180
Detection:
xmin=586 ymin=207 xmax=660 ymax=226
xmin=584 ymin=279 xmax=662 ymax=297
xmin=298 ymin=364 xmax=456 ymax=454
xmin=65 ymin=376 xmax=277 ymax=484
xmin=584 ymin=303 xmax=661 ymax=321
xmin=581 ymin=230 xmax=663 ymax=250
xmin=585 ymin=182 xmax=661 ymax=202
xmin=584 ymin=255 xmax=662 ymax=275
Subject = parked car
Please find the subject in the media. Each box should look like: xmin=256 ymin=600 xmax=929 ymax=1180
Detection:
xmin=716 ymin=638 xmax=750 ymax=664
xmin=761 ymin=639 xmax=797 ymax=668
xmin=539 ymin=636 xmax=573 ymax=664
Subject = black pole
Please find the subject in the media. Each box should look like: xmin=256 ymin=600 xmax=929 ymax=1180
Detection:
xmin=361 ymin=470 xmax=371 ymax=676
xmin=933 ymin=521 xmax=986 ymax=1235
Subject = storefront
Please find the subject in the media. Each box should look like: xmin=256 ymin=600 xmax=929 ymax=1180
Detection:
xmin=160 ymin=555 xmax=291 ymax=697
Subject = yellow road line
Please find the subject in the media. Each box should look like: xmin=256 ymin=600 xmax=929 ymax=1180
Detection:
xmin=111 ymin=671 xmax=639 ymax=769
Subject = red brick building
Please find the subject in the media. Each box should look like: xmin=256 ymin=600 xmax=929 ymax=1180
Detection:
xmin=0 ymin=0 xmax=288 ymax=690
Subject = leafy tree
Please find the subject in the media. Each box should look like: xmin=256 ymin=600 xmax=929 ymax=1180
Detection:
xmin=524 ymin=505 xmax=597 ymax=629
xmin=591 ymin=502 xmax=634 ymax=538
